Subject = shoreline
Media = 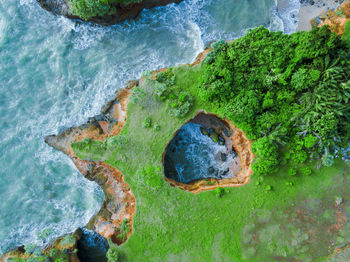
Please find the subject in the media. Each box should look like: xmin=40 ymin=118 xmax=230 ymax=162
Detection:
xmin=296 ymin=0 xmax=343 ymax=31
xmin=0 ymin=47 xmax=212 ymax=261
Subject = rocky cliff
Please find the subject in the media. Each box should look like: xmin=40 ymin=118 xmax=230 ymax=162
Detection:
xmin=37 ymin=0 xmax=183 ymax=25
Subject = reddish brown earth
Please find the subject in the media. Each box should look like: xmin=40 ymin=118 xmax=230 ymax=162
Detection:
xmin=45 ymin=83 xmax=136 ymax=244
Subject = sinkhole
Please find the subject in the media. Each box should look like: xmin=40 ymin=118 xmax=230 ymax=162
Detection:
xmin=77 ymin=228 xmax=109 ymax=262
xmin=163 ymin=113 xmax=241 ymax=185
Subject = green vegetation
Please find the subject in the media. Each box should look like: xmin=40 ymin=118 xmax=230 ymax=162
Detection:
xmin=200 ymin=26 xmax=350 ymax=177
xmin=117 ymin=219 xmax=131 ymax=240
xmin=137 ymin=165 xmax=164 ymax=190
xmin=214 ymin=186 xmax=224 ymax=198
xmin=10 ymin=232 xmax=79 ymax=262
xmin=143 ymin=116 xmax=152 ymax=128
xmin=106 ymin=242 xmax=119 ymax=262
xmin=70 ymin=0 xmax=142 ymax=21
xmin=344 ymin=20 xmax=350 ymax=45
xmin=153 ymin=69 xmax=194 ymax=118
xmin=70 ymin=26 xmax=350 ymax=261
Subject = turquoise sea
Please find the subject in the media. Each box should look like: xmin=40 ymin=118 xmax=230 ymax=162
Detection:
xmin=0 ymin=0 xmax=300 ymax=254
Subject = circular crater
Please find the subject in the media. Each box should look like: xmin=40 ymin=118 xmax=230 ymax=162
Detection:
xmin=163 ymin=112 xmax=253 ymax=193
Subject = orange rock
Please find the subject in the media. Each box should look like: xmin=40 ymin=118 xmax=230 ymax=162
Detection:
xmin=98 ymin=121 xmax=110 ymax=134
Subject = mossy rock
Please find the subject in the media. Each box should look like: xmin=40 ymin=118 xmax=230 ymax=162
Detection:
xmin=200 ymin=127 xmax=208 ymax=136
xmin=210 ymin=132 xmax=219 ymax=143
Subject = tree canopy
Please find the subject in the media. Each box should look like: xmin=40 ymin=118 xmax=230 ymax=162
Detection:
xmin=199 ymin=26 xmax=350 ymax=176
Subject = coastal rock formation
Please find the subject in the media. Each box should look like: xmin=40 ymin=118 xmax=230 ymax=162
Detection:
xmin=0 ymin=44 xmax=212 ymax=261
xmin=1 ymin=230 xmax=82 ymax=262
xmin=312 ymin=0 xmax=350 ymax=34
xmin=37 ymin=0 xmax=183 ymax=25
xmin=44 ymin=83 xmax=136 ymax=243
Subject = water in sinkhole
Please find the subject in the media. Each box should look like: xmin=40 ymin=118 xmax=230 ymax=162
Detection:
xmin=164 ymin=120 xmax=241 ymax=184
xmin=77 ymin=228 xmax=109 ymax=262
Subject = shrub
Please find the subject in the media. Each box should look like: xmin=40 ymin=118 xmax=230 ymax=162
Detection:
xmin=106 ymin=244 xmax=119 ymax=262
xmin=70 ymin=0 xmax=111 ymax=21
xmin=105 ymin=135 xmax=128 ymax=150
xmin=322 ymin=150 xmax=335 ymax=167
xmin=205 ymin=40 xmax=227 ymax=64
xmin=153 ymin=124 xmax=161 ymax=131
xmin=168 ymin=92 xmax=193 ymax=118
xmin=288 ymin=168 xmax=297 ymax=176
xmin=130 ymin=87 xmax=146 ymax=104
xmin=70 ymin=0 xmax=142 ymax=20
xmin=215 ymin=186 xmax=224 ymax=198
xmin=143 ymin=117 xmax=152 ymax=128
xmin=153 ymin=82 xmax=168 ymax=100
xmin=304 ymin=135 xmax=318 ymax=149
xmin=265 ymin=185 xmax=272 ymax=191
xmin=301 ymin=166 xmax=312 ymax=176
xmin=117 ymin=219 xmax=131 ymax=240
xmin=156 ymin=69 xmax=175 ymax=87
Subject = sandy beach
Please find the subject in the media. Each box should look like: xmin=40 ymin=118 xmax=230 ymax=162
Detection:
xmin=297 ymin=0 xmax=343 ymax=31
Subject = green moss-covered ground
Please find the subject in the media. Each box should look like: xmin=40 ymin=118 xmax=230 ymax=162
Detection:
xmin=72 ymin=61 xmax=350 ymax=261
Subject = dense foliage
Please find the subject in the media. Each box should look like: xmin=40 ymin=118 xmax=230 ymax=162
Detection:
xmin=200 ymin=26 xmax=350 ymax=176
xmin=70 ymin=0 xmax=142 ymax=20
xmin=153 ymin=69 xmax=194 ymax=118
xmin=106 ymin=243 xmax=119 ymax=262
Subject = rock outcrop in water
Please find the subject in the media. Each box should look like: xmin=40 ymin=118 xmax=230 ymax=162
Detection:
xmin=1 ymin=230 xmax=82 ymax=262
xmin=0 ymin=39 xmax=254 ymax=260
xmin=37 ymin=0 xmax=183 ymax=25
xmin=44 ymin=84 xmax=136 ymax=243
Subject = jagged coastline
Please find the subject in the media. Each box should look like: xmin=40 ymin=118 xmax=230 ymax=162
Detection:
xmin=1 ymin=47 xmax=211 ymax=261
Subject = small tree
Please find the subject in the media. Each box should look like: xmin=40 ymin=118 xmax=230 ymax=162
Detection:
xmin=106 ymin=243 xmax=119 ymax=262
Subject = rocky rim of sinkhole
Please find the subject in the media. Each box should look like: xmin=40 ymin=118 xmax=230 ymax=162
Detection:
xmin=162 ymin=112 xmax=254 ymax=193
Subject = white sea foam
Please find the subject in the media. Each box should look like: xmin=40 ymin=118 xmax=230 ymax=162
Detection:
xmin=169 ymin=123 xmax=235 ymax=183
xmin=0 ymin=0 xmax=303 ymax=255
xmin=276 ymin=0 xmax=301 ymax=34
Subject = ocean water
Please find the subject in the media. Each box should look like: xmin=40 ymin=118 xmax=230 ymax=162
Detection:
xmin=0 ymin=0 xmax=300 ymax=255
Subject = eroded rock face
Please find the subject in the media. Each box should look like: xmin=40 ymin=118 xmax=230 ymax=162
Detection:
xmin=37 ymin=0 xmax=183 ymax=25
xmin=163 ymin=112 xmax=254 ymax=193
xmin=45 ymin=83 xmax=136 ymax=244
